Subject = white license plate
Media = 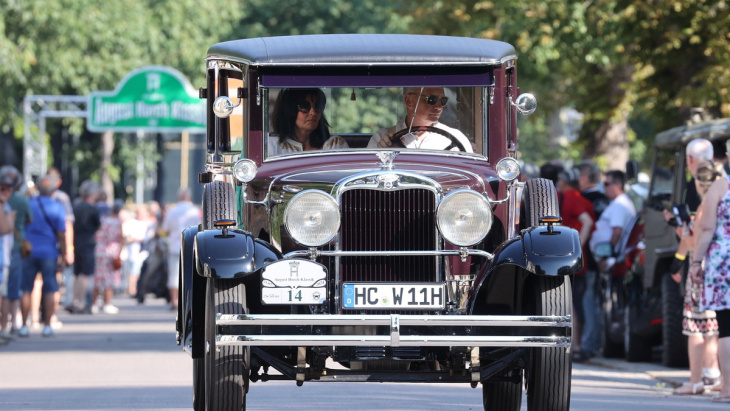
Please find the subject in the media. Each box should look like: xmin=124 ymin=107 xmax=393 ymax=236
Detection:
xmin=342 ymin=283 xmax=446 ymax=310
xmin=261 ymin=260 xmax=327 ymax=305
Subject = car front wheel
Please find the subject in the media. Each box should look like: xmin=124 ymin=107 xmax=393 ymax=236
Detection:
xmin=204 ymin=277 xmax=249 ymax=410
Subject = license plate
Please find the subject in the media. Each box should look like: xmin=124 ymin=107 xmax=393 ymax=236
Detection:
xmin=261 ymin=260 xmax=327 ymax=305
xmin=342 ymin=283 xmax=446 ymax=310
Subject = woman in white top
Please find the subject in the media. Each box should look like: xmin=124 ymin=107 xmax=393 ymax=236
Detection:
xmin=268 ymin=88 xmax=348 ymax=156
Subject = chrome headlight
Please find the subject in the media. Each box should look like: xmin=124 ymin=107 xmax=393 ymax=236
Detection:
xmin=496 ymin=157 xmax=520 ymax=181
xmin=233 ymin=159 xmax=257 ymax=183
xmin=284 ymin=190 xmax=340 ymax=246
xmin=437 ymin=190 xmax=492 ymax=246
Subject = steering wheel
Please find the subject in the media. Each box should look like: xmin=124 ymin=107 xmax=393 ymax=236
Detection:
xmin=390 ymin=126 xmax=467 ymax=152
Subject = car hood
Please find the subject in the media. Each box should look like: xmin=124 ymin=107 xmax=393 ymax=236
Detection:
xmin=251 ymin=152 xmax=498 ymax=199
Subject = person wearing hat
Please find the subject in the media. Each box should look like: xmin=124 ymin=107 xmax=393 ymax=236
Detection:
xmin=0 ymin=166 xmax=31 ymax=342
xmin=556 ymin=167 xmax=596 ymax=362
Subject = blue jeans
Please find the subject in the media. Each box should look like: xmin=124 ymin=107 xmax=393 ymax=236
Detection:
xmin=581 ymin=269 xmax=602 ymax=354
xmin=5 ymin=249 xmax=24 ymax=300
xmin=21 ymin=257 xmax=59 ymax=294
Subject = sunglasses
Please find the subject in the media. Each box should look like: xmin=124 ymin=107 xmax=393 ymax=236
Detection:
xmin=296 ymin=102 xmax=323 ymax=114
xmin=410 ymin=93 xmax=449 ymax=107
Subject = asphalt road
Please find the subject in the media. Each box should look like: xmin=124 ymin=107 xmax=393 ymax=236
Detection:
xmin=0 ymin=295 xmax=727 ymax=410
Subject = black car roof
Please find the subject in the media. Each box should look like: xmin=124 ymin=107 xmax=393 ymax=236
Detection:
xmin=207 ymin=34 xmax=517 ymax=66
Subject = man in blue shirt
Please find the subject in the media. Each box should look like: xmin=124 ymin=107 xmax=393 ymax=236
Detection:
xmin=18 ymin=175 xmax=66 ymax=338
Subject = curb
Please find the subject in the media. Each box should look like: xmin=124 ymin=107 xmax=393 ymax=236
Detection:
xmin=584 ymin=356 xmax=689 ymax=388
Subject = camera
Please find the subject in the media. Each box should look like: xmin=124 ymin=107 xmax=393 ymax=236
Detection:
xmin=671 ymin=203 xmax=691 ymax=227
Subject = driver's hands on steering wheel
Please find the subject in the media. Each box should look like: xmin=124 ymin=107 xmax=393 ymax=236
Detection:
xmin=377 ymin=132 xmax=395 ymax=148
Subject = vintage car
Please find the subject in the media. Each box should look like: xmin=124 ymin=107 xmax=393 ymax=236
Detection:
xmin=175 ymin=34 xmax=582 ymax=411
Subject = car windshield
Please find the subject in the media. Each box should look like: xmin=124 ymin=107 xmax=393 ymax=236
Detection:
xmin=263 ymin=86 xmax=485 ymax=159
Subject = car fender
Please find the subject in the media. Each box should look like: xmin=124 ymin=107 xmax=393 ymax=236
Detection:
xmin=194 ymin=228 xmax=283 ymax=279
xmin=183 ymin=228 xmax=282 ymax=358
xmin=468 ymin=224 xmax=582 ymax=315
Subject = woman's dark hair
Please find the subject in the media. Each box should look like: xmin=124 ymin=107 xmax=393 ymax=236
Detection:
xmin=272 ymin=88 xmax=331 ymax=149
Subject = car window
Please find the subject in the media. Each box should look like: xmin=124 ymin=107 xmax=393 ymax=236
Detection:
xmin=263 ymin=86 xmax=484 ymax=159
xmin=648 ymin=147 xmax=678 ymax=211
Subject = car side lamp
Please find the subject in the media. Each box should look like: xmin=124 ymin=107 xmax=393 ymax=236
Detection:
xmin=539 ymin=216 xmax=562 ymax=233
xmin=213 ymin=219 xmax=236 ymax=237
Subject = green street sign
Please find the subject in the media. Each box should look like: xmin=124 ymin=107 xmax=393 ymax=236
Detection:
xmin=88 ymin=65 xmax=205 ymax=132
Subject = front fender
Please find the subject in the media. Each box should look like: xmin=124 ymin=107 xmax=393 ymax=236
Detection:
xmin=194 ymin=228 xmax=283 ymax=279
xmin=184 ymin=228 xmax=282 ymax=358
xmin=468 ymin=224 xmax=582 ymax=315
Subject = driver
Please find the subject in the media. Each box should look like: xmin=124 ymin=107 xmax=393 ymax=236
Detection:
xmin=367 ymin=87 xmax=473 ymax=152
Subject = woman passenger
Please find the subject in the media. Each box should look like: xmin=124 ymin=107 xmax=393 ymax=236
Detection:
xmin=268 ymin=88 xmax=348 ymax=155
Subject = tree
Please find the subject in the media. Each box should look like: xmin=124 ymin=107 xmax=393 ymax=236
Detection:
xmin=400 ymin=1 xmax=730 ymax=169
xmin=0 ymin=0 xmax=244 ymax=195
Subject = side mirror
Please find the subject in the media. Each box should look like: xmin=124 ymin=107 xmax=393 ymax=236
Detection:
xmin=510 ymin=93 xmax=537 ymax=115
xmin=626 ymin=160 xmax=639 ymax=182
xmin=212 ymin=96 xmax=241 ymax=118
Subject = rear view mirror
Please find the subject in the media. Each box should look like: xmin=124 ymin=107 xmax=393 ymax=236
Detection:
xmin=626 ymin=160 xmax=639 ymax=182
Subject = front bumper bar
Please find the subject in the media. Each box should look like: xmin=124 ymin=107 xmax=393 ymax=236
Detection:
xmin=216 ymin=314 xmax=571 ymax=348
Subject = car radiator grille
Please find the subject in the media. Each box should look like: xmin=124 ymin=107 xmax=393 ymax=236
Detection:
xmin=339 ymin=188 xmax=437 ymax=283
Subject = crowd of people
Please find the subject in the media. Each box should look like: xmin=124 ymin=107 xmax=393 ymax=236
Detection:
xmin=534 ymin=137 xmax=730 ymax=403
xmin=0 ymin=166 xmax=200 ymax=344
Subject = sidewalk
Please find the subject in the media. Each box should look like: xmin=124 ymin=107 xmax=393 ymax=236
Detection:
xmin=588 ymin=355 xmax=691 ymax=388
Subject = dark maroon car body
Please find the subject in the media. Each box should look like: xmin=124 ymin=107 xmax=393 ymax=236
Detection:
xmin=176 ymin=34 xmax=581 ymax=411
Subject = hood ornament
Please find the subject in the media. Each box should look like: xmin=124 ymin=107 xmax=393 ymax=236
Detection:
xmin=376 ymin=151 xmax=399 ymax=170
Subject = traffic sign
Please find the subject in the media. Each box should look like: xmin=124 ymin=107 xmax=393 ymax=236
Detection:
xmin=88 ymin=65 xmax=205 ymax=132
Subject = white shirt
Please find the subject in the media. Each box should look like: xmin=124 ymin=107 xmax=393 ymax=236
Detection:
xmin=589 ymin=192 xmax=636 ymax=253
xmin=161 ymin=201 xmax=201 ymax=254
xmin=268 ymin=135 xmax=349 ymax=156
xmin=367 ymin=118 xmax=473 ymax=153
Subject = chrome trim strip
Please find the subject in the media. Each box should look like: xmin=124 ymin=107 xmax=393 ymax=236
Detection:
xmin=284 ymin=249 xmax=494 ymax=260
xmin=218 ymin=314 xmax=571 ymax=327
xmin=390 ymin=315 xmax=400 ymax=347
xmin=217 ymin=335 xmax=570 ymax=348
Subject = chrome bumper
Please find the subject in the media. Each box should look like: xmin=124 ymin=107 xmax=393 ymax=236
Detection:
xmin=216 ymin=314 xmax=571 ymax=348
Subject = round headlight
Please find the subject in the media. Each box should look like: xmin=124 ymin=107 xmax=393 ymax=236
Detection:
xmin=437 ymin=190 xmax=492 ymax=246
xmin=284 ymin=190 xmax=340 ymax=246
xmin=496 ymin=157 xmax=520 ymax=181
xmin=233 ymin=159 xmax=257 ymax=183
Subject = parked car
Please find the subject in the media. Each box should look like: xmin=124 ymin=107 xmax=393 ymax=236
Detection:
xmin=175 ymin=34 xmax=582 ymax=411
xmin=602 ymin=118 xmax=730 ymax=366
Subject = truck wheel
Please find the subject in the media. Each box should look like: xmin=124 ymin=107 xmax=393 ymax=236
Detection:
xmin=526 ymin=276 xmax=572 ymax=411
xmin=482 ymin=370 xmax=523 ymax=411
xmin=203 ymin=181 xmax=237 ymax=230
xmin=520 ymin=178 xmax=558 ymax=229
xmin=204 ymin=277 xmax=249 ymax=410
xmin=624 ymin=300 xmax=651 ymax=362
xmin=661 ymin=273 xmax=688 ymax=367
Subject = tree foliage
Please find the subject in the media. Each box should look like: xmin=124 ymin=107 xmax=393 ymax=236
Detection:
xmin=401 ymin=0 xmax=730 ymax=168
xmin=1 ymin=0 xmax=728 ymax=179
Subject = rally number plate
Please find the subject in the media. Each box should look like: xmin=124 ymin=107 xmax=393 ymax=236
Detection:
xmin=342 ymin=283 xmax=446 ymax=310
xmin=261 ymin=260 xmax=327 ymax=305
